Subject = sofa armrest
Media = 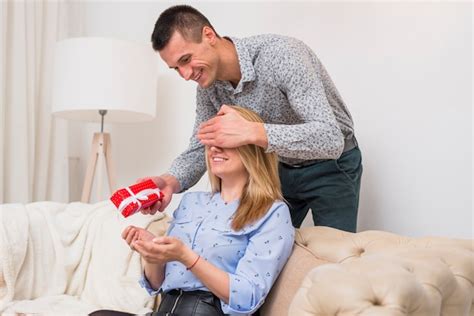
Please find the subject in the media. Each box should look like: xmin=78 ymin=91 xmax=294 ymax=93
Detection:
xmin=260 ymin=230 xmax=329 ymax=316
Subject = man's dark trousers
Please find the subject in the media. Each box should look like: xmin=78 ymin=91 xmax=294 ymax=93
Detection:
xmin=279 ymin=147 xmax=363 ymax=232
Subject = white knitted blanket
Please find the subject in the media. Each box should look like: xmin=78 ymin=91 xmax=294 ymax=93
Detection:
xmin=0 ymin=200 xmax=165 ymax=316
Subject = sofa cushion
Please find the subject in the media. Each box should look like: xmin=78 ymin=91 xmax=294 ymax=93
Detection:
xmin=288 ymin=227 xmax=474 ymax=315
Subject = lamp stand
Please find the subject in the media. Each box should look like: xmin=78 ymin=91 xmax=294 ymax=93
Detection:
xmin=81 ymin=110 xmax=117 ymax=203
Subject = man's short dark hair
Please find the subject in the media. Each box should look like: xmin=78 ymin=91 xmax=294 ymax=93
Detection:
xmin=151 ymin=5 xmax=219 ymax=51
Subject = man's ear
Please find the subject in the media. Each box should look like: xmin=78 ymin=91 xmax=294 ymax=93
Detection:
xmin=202 ymin=26 xmax=217 ymax=45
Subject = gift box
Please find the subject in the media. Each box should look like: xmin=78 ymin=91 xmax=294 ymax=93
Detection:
xmin=110 ymin=179 xmax=164 ymax=217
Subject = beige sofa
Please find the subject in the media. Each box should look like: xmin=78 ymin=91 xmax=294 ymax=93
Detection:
xmin=149 ymin=218 xmax=474 ymax=315
xmin=1 ymin=201 xmax=472 ymax=315
xmin=261 ymin=226 xmax=474 ymax=316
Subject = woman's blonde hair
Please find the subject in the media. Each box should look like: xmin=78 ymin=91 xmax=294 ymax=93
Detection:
xmin=205 ymin=106 xmax=282 ymax=231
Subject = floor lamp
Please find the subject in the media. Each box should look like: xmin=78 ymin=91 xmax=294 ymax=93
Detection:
xmin=51 ymin=37 xmax=157 ymax=203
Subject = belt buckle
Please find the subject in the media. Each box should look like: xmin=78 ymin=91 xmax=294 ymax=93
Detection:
xmin=291 ymin=164 xmax=304 ymax=168
xmin=284 ymin=160 xmax=320 ymax=168
xmin=343 ymin=136 xmax=357 ymax=153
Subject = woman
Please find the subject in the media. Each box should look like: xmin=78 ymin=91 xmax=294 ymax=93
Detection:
xmin=124 ymin=106 xmax=294 ymax=315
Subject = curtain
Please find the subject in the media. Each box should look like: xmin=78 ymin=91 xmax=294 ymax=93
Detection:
xmin=0 ymin=0 xmax=81 ymax=203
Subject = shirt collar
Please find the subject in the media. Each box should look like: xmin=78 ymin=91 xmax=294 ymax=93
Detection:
xmin=215 ymin=36 xmax=256 ymax=94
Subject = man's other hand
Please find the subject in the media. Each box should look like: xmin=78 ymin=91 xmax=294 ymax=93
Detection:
xmin=197 ymin=104 xmax=267 ymax=148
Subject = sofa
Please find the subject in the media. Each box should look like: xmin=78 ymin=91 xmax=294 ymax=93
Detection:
xmin=1 ymin=201 xmax=472 ymax=315
xmin=262 ymin=226 xmax=474 ymax=316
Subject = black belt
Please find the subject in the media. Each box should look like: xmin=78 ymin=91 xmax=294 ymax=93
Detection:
xmin=343 ymin=136 xmax=358 ymax=152
xmin=154 ymin=289 xmax=225 ymax=316
xmin=281 ymin=136 xmax=358 ymax=169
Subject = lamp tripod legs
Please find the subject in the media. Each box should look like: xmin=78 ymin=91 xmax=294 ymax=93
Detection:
xmin=81 ymin=132 xmax=117 ymax=203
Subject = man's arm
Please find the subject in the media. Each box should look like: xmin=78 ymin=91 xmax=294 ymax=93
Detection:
xmin=263 ymin=39 xmax=345 ymax=160
xmin=140 ymin=89 xmax=217 ymax=215
xmin=167 ymin=88 xmax=218 ymax=191
xmin=198 ymin=37 xmax=347 ymax=160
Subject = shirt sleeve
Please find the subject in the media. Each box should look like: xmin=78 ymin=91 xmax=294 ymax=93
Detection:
xmin=167 ymin=88 xmax=218 ymax=191
xmin=222 ymin=202 xmax=295 ymax=314
xmin=138 ymin=272 xmax=161 ymax=296
xmin=137 ymin=194 xmax=192 ymax=296
xmin=264 ymin=39 xmax=345 ymax=160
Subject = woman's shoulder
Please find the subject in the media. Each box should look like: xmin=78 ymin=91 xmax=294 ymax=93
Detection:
xmin=246 ymin=200 xmax=292 ymax=233
xmin=271 ymin=200 xmax=292 ymax=220
xmin=270 ymin=199 xmax=289 ymax=208
xmin=268 ymin=200 xmax=291 ymax=215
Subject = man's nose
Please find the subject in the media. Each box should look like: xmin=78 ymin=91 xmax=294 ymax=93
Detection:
xmin=178 ymin=66 xmax=192 ymax=81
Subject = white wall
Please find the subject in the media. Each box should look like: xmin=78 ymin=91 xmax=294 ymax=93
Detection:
xmin=472 ymin=2 xmax=474 ymax=239
xmin=70 ymin=1 xmax=472 ymax=238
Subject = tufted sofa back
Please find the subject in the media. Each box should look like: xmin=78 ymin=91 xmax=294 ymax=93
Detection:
xmin=261 ymin=226 xmax=474 ymax=316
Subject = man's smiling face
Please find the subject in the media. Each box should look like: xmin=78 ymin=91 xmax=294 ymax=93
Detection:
xmin=159 ymin=29 xmax=219 ymax=88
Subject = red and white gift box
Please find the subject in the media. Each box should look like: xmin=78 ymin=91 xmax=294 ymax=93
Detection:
xmin=110 ymin=179 xmax=164 ymax=217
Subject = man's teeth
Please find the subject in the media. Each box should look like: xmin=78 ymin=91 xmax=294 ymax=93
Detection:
xmin=194 ymin=69 xmax=202 ymax=81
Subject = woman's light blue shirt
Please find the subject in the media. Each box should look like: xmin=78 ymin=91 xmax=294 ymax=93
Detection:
xmin=139 ymin=191 xmax=295 ymax=315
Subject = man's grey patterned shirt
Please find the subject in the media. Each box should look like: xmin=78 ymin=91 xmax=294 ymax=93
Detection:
xmin=169 ymin=34 xmax=355 ymax=191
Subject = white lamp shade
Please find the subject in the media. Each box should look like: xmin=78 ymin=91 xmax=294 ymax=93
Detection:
xmin=52 ymin=37 xmax=158 ymax=123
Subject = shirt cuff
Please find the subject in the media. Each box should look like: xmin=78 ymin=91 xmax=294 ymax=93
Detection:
xmin=262 ymin=123 xmax=276 ymax=154
xmin=138 ymin=273 xmax=161 ymax=296
xmin=166 ymin=169 xmax=187 ymax=193
xmin=221 ymin=273 xmax=265 ymax=314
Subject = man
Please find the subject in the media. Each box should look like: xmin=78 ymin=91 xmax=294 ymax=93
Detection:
xmin=142 ymin=5 xmax=362 ymax=232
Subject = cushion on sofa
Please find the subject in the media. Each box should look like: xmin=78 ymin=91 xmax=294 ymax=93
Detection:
xmin=285 ymin=227 xmax=474 ymax=316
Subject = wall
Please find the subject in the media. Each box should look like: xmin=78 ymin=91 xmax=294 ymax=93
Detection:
xmin=70 ymin=1 xmax=472 ymax=238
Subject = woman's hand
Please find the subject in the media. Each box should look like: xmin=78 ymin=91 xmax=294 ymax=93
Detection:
xmin=122 ymin=226 xmax=156 ymax=248
xmin=132 ymin=236 xmax=197 ymax=267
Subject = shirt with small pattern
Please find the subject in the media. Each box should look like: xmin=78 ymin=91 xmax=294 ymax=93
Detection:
xmin=139 ymin=191 xmax=295 ymax=315
xmin=169 ymin=34 xmax=355 ymax=191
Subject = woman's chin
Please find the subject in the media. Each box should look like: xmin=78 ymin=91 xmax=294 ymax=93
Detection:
xmin=213 ymin=171 xmax=231 ymax=181
xmin=213 ymin=172 xmax=226 ymax=180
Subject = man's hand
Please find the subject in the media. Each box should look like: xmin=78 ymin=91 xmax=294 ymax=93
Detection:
xmin=135 ymin=174 xmax=180 ymax=215
xmin=197 ymin=104 xmax=268 ymax=148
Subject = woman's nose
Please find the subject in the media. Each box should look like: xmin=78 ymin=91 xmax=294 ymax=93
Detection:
xmin=210 ymin=146 xmax=223 ymax=152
